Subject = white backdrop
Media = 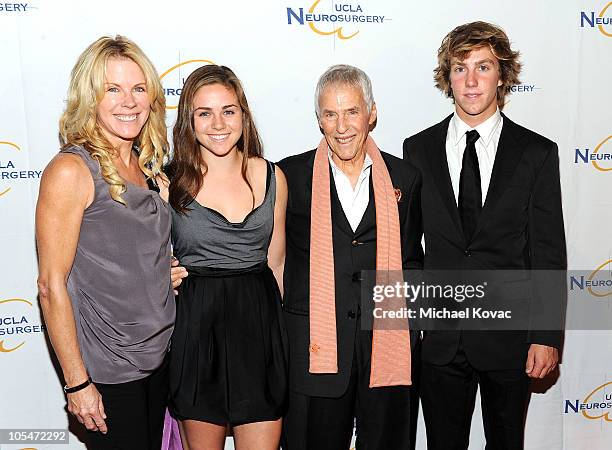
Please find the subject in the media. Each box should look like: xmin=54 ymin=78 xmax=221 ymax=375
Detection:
xmin=1 ymin=1 xmax=611 ymax=449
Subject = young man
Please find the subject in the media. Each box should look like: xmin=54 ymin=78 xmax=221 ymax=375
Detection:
xmin=403 ymin=22 xmax=566 ymax=449
xmin=279 ymin=64 xmax=423 ymax=450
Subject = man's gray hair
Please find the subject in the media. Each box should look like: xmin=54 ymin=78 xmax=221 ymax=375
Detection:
xmin=314 ymin=64 xmax=374 ymax=118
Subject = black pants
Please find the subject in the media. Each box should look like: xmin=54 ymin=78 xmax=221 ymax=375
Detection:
xmin=420 ymin=344 xmax=530 ymax=450
xmin=282 ymin=329 xmax=413 ymax=450
xmin=84 ymin=357 xmax=169 ymax=450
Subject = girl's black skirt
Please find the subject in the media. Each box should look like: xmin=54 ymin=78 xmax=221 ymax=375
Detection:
xmin=168 ymin=262 xmax=288 ymax=426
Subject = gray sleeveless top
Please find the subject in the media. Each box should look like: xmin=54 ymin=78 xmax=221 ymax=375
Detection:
xmin=62 ymin=146 xmax=175 ymax=384
xmin=171 ymin=161 xmax=275 ymax=269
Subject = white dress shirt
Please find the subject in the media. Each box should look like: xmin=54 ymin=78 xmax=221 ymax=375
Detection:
xmin=446 ymin=110 xmax=503 ymax=206
xmin=328 ymin=151 xmax=373 ymax=232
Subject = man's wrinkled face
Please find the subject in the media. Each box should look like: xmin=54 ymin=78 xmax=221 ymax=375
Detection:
xmin=318 ymin=83 xmax=377 ymax=163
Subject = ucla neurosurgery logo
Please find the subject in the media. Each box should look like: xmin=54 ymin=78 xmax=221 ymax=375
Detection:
xmin=160 ymin=59 xmax=215 ymax=110
xmin=570 ymin=260 xmax=612 ymax=298
xmin=509 ymin=83 xmax=540 ymax=94
xmin=580 ymin=2 xmax=612 ymax=37
xmin=0 ymin=298 xmax=45 ymax=353
xmin=574 ymin=135 xmax=612 ymax=172
xmin=565 ymin=381 xmax=612 ymax=421
xmin=0 ymin=2 xmax=33 ymax=13
xmin=0 ymin=141 xmax=42 ymax=198
xmin=286 ymin=1 xmax=388 ymax=40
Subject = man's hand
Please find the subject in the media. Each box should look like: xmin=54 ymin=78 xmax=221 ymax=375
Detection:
xmin=171 ymin=257 xmax=188 ymax=295
xmin=525 ymin=344 xmax=558 ymax=379
xmin=67 ymin=384 xmax=107 ymax=433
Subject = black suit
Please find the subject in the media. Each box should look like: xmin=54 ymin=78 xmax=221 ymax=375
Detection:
xmin=278 ymin=149 xmax=423 ymax=450
xmin=403 ymin=113 xmax=566 ymax=449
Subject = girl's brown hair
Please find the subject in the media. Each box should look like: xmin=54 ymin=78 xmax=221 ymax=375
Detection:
xmin=167 ymin=65 xmax=263 ymax=213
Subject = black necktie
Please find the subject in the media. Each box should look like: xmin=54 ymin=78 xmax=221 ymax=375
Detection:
xmin=458 ymin=129 xmax=481 ymax=240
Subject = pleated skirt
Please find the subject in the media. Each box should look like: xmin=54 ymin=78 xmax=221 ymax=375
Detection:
xmin=168 ymin=262 xmax=288 ymax=426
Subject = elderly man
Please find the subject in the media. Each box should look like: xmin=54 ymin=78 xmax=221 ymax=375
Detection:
xmin=278 ymin=65 xmax=423 ymax=450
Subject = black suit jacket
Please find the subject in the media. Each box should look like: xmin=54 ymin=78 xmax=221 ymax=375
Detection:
xmin=403 ymin=114 xmax=567 ymax=371
xmin=278 ymin=148 xmax=423 ymax=397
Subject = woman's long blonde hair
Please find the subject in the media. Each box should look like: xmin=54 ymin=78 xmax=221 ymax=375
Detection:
xmin=59 ymin=35 xmax=168 ymax=204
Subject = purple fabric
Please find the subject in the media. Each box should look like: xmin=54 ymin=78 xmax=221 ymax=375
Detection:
xmin=162 ymin=409 xmax=183 ymax=450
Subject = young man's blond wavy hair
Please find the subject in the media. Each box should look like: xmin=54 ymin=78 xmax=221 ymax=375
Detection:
xmin=434 ymin=21 xmax=522 ymax=110
xmin=59 ymin=35 xmax=168 ymax=205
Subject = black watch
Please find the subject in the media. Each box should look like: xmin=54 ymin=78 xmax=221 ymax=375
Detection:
xmin=63 ymin=377 xmax=92 ymax=394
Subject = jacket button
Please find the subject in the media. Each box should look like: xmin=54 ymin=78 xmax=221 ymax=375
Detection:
xmin=351 ymin=239 xmax=360 ymax=247
xmin=464 ymin=249 xmax=472 ymax=257
xmin=352 ymin=272 xmax=361 ymax=282
xmin=347 ymin=310 xmax=356 ymax=319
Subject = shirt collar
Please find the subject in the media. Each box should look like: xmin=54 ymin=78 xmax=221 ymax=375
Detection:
xmin=450 ymin=109 xmax=502 ymax=148
xmin=327 ymin=147 xmax=373 ymax=176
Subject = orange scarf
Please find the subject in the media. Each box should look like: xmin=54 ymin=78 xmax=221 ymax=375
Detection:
xmin=309 ymin=136 xmax=412 ymax=388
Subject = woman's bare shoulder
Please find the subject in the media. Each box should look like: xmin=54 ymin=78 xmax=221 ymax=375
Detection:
xmin=38 ymin=152 xmax=94 ymax=209
xmin=42 ymin=152 xmax=91 ymax=186
xmin=247 ymin=156 xmax=270 ymax=179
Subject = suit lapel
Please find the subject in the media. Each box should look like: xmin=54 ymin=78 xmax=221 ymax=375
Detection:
xmin=329 ymin=165 xmax=355 ymax=236
xmin=354 ymin=174 xmax=375 ymax=236
xmin=426 ymin=115 xmax=465 ymax=241
xmin=354 ymin=151 xmax=398 ymax=237
xmin=472 ymin=115 xmax=525 ymax=239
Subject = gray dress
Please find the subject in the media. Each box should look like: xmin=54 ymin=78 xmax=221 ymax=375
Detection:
xmin=62 ymin=146 xmax=175 ymax=384
xmin=168 ymin=161 xmax=288 ymax=426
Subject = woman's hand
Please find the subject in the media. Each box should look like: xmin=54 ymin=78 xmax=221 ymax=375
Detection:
xmin=171 ymin=257 xmax=188 ymax=295
xmin=67 ymin=384 xmax=107 ymax=433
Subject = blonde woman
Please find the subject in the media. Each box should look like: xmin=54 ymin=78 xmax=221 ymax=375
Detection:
xmin=36 ymin=36 xmax=186 ymax=449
